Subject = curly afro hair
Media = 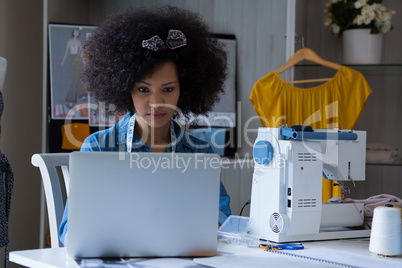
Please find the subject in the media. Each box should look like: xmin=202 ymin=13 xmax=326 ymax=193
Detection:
xmin=81 ymin=5 xmax=227 ymax=117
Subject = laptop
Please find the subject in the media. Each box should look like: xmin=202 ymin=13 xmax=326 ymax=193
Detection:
xmin=67 ymin=151 xmax=221 ymax=258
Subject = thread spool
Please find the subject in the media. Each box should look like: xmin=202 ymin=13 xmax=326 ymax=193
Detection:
xmin=369 ymin=205 xmax=402 ymax=256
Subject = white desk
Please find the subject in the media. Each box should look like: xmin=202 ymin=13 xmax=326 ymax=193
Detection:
xmin=10 ymin=238 xmax=402 ymax=268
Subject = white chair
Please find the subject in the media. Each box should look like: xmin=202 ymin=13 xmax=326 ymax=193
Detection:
xmin=31 ymin=153 xmax=70 ymax=248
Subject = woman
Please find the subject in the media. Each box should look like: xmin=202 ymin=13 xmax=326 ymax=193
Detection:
xmin=61 ymin=29 xmax=86 ymax=105
xmin=59 ymin=5 xmax=231 ymax=245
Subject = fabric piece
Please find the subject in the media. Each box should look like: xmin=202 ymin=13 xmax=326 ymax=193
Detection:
xmin=61 ymin=123 xmax=90 ymax=150
xmin=0 ymin=154 xmax=13 ymax=268
xmin=249 ymin=66 xmax=372 ymax=200
xmin=338 ymin=194 xmax=402 ymax=228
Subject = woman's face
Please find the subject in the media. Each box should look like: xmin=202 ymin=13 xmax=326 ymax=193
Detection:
xmin=73 ymin=30 xmax=80 ymax=37
xmin=131 ymin=61 xmax=180 ymax=130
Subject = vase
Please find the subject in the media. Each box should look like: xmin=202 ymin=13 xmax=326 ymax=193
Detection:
xmin=342 ymin=29 xmax=383 ymax=64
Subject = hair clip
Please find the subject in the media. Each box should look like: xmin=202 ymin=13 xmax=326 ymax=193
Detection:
xmin=142 ymin=29 xmax=187 ymax=51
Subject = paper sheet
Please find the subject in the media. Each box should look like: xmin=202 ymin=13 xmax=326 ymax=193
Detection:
xmin=194 ymin=251 xmax=337 ymax=268
xmin=293 ymin=247 xmax=402 ymax=268
xmin=194 ymin=247 xmax=402 ymax=268
xmin=76 ymin=257 xmax=203 ymax=268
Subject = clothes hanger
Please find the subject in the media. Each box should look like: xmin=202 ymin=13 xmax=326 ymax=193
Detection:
xmin=274 ymin=47 xmax=341 ymax=84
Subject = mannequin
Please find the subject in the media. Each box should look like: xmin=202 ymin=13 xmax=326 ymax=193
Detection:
xmin=0 ymin=56 xmax=13 ymax=268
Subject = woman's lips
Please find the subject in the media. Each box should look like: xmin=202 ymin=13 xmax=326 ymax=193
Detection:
xmin=147 ymin=112 xmax=166 ymax=120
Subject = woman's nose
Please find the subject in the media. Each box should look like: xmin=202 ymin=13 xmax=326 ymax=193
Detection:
xmin=149 ymin=93 xmax=164 ymax=107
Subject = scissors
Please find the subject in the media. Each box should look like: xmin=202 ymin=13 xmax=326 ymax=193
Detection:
xmin=259 ymin=243 xmax=304 ymax=250
xmin=273 ymin=243 xmax=304 ymax=250
xmin=259 ymin=244 xmax=281 ymax=250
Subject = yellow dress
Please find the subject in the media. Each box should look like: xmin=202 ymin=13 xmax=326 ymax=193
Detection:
xmin=249 ymin=66 xmax=372 ymax=200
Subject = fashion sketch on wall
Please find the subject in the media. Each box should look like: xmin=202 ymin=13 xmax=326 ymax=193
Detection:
xmin=49 ymin=24 xmax=96 ymax=120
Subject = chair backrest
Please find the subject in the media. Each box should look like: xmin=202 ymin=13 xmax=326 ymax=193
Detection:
xmin=32 ymin=153 xmax=70 ymax=248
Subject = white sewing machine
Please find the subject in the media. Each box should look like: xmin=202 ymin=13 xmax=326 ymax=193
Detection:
xmin=249 ymin=125 xmax=371 ymax=242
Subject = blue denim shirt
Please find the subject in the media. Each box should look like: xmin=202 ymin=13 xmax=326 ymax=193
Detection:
xmin=59 ymin=114 xmax=231 ymax=245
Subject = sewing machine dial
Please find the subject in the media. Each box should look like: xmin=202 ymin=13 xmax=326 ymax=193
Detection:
xmin=253 ymin=140 xmax=274 ymax=165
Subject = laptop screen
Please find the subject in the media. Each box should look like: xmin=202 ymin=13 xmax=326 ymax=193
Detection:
xmin=67 ymin=151 xmax=221 ymax=258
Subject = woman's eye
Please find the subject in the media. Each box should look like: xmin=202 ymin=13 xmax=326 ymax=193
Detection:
xmin=163 ymin=87 xmax=174 ymax=93
xmin=137 ymin=87 xmax=149 ymax=93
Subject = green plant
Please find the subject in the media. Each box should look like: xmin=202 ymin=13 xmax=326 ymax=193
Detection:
xmin=324 ymin=0 xmax=395 ymax=37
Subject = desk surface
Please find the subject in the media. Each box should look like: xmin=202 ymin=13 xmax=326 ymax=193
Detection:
xmin=10 ymin=238 xmax=402 ymax=268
